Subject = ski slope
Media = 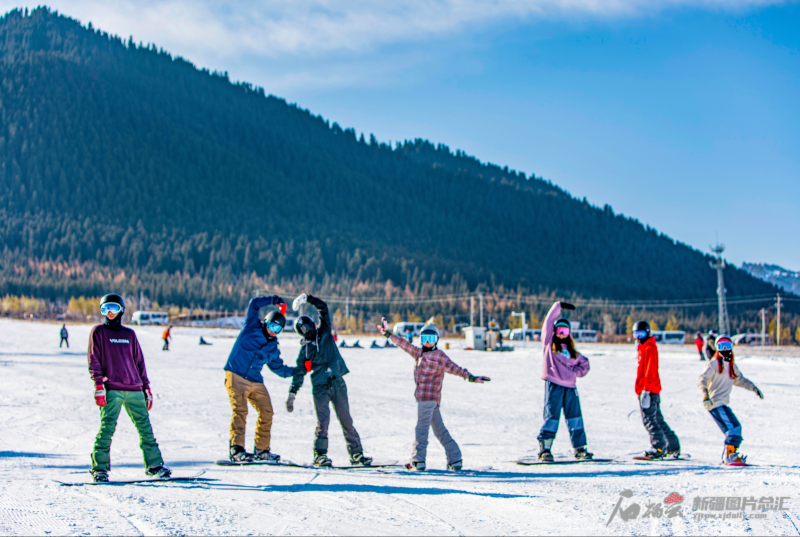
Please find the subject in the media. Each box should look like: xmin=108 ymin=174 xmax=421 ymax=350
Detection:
xmin=0 ymin=319 xmax=798 ymax=536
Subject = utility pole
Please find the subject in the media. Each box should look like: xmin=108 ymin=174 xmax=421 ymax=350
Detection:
xmin=760 ymin=308 xmax=766 ymax=346
xmin=709 ymin=242 xmax=730 ymax=335
xmin=511 ymin=311 xmax=527 ymax=348
xmin=470 ymin=296 xmax=475 ymax=326
xmin=479 ymin=294 xmax=484 ymax=328
xmin=776 ymin=294 xmax=782 ymax=346
xmin=345 ymin=297 xmax=350 ymax=334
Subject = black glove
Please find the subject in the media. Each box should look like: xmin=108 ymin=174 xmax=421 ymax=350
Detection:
xmin=377 ymin=317 xmax=391 ymax=338
xmin=468 ymin=375 xmax=491 ymax=383
xmin=754 ymin=386 xmax=764 ymax=399
xmin=560 ymin=302 xmax=576 ymax=310
xmin=286 ymin=393 xmax=295 ymax=412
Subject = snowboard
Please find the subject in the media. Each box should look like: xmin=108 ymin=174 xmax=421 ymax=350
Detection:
xmin=632 ymin=454 xmax=691 ymax=462
xmin=723 ymin=461 xmax=751 ymax=467
xmin=401 ymin=465 xmax=494 ymax=473
xmin=214 ymin=459 xmax=294 ymax=467
xmin=286 ymin=460 xmax=399 ymax=470
xmin=515 ymin=458 xmax=614 ymax=466
xmin=54 ymin=470 xmax=207 ymax=486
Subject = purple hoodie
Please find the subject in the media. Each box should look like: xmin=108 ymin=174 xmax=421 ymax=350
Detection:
xmin=88 ymin=324 xmax=150 ymax=391
xmin=541 ymin=302 xmax=590 ymax=388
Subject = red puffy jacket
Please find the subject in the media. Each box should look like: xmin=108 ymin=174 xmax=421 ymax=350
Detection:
xmin=635 ymin=337 xmax=661 ymax=395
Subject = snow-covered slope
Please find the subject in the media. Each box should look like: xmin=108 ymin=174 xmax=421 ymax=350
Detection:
xmin=742 ymin=262 xmax=800 ymax=296
xmin=0 ymin=319 xmax=798 ymax=535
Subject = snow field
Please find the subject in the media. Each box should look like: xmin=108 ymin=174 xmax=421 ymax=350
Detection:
xmin=0 ymin=319 xmax=798 ymax=535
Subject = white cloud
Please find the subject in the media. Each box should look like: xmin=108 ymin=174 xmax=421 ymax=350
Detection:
xmin=1 ymin=0 xmax=789 ymax=62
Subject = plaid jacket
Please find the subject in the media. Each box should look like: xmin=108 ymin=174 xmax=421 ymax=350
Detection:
xmin=390 ymin=335 xmax=470 ymax=404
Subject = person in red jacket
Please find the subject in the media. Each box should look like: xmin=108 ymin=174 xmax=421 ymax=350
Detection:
xmin=634 ymin=320 xmax=680 ymax=459
xmin=694 ymin=331 xmax=705 ymax=361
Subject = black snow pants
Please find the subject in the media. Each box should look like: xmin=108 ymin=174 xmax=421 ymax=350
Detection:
xmin=640 ymin=392 xmax=680 ymax=453
xmin=312 ymin=377 xmax=363 ymax=456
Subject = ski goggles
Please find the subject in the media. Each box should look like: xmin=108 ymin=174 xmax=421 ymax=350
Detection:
xmin=265 ymin=321 xmax=283 ymax=334
xmin=100 ymin=303 xmax=123 ymax=316
xmin=555 ymin=326 xmax=570 ymax=338
xmin=633 ymin=330 xmax=648 ymax=340
xmin=716 ymin=340 xmax=733 ymax=352
xmin=420 ymin=334 xmax=438 ymax=345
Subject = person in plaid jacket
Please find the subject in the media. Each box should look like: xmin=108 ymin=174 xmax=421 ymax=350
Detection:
xmin=379 ymin=318 xmax=490 ymax=471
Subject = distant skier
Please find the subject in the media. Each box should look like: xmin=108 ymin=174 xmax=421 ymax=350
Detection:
xmin=199 ymin=336 xmax=212 ymax=345
xmin=697 ymin=335 xmax=764 ymax=465
xmin=88 ymin=294 xmax=170 ymax=483
xmin=537 ymin=301 xmax=593 ymax=462
xmin=703 ymin=330 xmax=718 ymax=361
xmin=162 ymin=325 xmax=172 ymax=351
xmin=287 ymin=294 xmax=372 ymax=467
xmin=633 ymin=320 xmax=681 ymax=460
xmin=223 ymin=295 xmax=293 ymax=463
xmin=405 ymin=328 xmax=414 ymax=343
xmin=694 ymin=331 xmax=705 ymax=361
xmin=379 ymin=318 xmax=489 ymax=471
xmin=59 ymin=324 xmax=69 ymax=348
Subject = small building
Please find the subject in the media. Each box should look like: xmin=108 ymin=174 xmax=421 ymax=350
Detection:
xmin=463 ymin=326 xmax=486 ymax=351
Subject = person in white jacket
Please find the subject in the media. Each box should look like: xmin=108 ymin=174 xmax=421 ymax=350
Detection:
xmin=697 ymin=335 xmax=764 ymax=465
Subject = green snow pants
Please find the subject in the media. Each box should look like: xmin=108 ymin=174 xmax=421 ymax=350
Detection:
xmin=91 ymin=390 xmax=164 ymax=472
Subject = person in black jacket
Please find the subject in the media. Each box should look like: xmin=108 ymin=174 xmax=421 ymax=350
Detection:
xmin=286 ymin=294 xmax=372 ymax=467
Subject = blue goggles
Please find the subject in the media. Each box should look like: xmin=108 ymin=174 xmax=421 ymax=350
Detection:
xmin=100 ymin=303 xmax=123 ymax=315
xmin=420 ymin=334 xmax=438 ymax=345
xmin=633 ymin=330 xmax=648 ymax=340
xmin=716 ymin=340 xmax=733 ymax=352
xmin=265 ymin=321 xmax=283 ymax=334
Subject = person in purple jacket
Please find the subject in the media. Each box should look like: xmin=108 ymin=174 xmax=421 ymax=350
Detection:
xmin=537 ymin=301 xmax=592 ymax=462
xmin=88 ymin=293 xmax=169 ymax=483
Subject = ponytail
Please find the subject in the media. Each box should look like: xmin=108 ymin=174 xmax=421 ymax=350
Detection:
xmin=714 ymin=352 xmax=737 ymax=379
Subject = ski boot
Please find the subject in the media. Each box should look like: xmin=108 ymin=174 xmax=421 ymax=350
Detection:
xmin=350 ymin=452 xmax=373 ymax=467
xmin=722 ymin=444 xmax=747 ymax=465
xmin=314 ymin=452 xmax=333 ymax=467
xmin=447 ymin=460 xmax=463 ymax=471
xmin=538 ymin=439 xmax=554 ymax=462
xmin=665 ymin=448 xmax=682 ymax=460
xmin=91 ymin=470 xmax=109 ymax=483
xmin=253 ymin=448 xmax=280 ymax=462
xmin=406 ymin=461 xmax=426 ymax=471
xmin=146 ymin=465 xmax=172 ymax=478
xmin=641 ymin=448 xmax=665 ymax=460
xmin=230 ymin=444 xmax=253 ymax=462
xmin=574 ymin=446 xmax=594 ymax=460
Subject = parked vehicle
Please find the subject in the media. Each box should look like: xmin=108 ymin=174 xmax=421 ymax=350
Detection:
xmin=650 ymin=330 xmax=685 ymax=344
xmin=131 ymin=311 xmax=169 ymax=326
xmin=732 ymin=333 xmax=769 ymax=346
xmin=392 ymin=322 xmax=426 ymax=337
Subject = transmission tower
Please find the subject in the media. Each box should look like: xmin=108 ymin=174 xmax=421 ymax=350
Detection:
xmin=709 ymin=242 xmax=730 ymax=335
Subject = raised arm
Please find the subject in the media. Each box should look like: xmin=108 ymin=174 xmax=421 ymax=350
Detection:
xmin=390 ymin=334 xmax=422 ymax=360
xmin=244 ymin=296 xmax=282 ymax=332
xmin=542 ymin=301 xmax=562 ymax=347
xmin=306 ymin=295 xmax=331 ymax=334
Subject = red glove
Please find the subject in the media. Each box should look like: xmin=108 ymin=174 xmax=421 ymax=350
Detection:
xmin=279 ymin=302 xmax=287 ymax=315
xmin=94 ymin=384 xmax=106 ymax=407
xmin=145 ymin=388 xmax=154 ymax=411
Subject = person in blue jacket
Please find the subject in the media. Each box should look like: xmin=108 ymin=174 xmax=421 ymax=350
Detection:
xmin=224 ymin=295 xmax=294 ymax=462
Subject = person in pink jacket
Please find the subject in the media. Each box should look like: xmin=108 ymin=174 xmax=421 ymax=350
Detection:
xmin=537 ymin=301 xmax=592 ymax=462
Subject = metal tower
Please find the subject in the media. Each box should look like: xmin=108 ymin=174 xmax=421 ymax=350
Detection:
xmin=709 ymin=243 xmax=730 ymax=335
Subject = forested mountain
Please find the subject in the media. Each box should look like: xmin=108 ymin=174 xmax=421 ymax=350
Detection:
xmin=0 ymin=7 xmax=789 ymax=319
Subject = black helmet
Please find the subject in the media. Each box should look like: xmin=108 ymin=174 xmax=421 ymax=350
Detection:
xmin=100 ymin=293 xmax=125 ymax=312
xmin=263 ymin=310 xmax=286 ymax=330
xmin=294 ymin=315 xmax=316 ymax=339
xmin=633 ymin=320 xmax=650 ymax=340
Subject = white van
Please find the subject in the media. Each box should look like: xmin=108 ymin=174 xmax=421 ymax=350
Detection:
xmin=393 ymin=322 xmax=426 ymax=337
xmin=652 ymin=331 xmax=685 ymax=344
xmin=132 ymin=311 xmax=169 ymax=326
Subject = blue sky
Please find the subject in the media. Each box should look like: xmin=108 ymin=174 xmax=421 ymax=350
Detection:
xmin=7 ymin=0 xmax=798 ymax=269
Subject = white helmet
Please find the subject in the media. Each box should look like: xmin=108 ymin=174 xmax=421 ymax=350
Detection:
xmin=420 ymin=323 xmax=440 ymax=338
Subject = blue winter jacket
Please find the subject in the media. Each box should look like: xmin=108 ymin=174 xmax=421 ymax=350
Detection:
xmin=224 ymin=296 xmax=294 ymax=383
